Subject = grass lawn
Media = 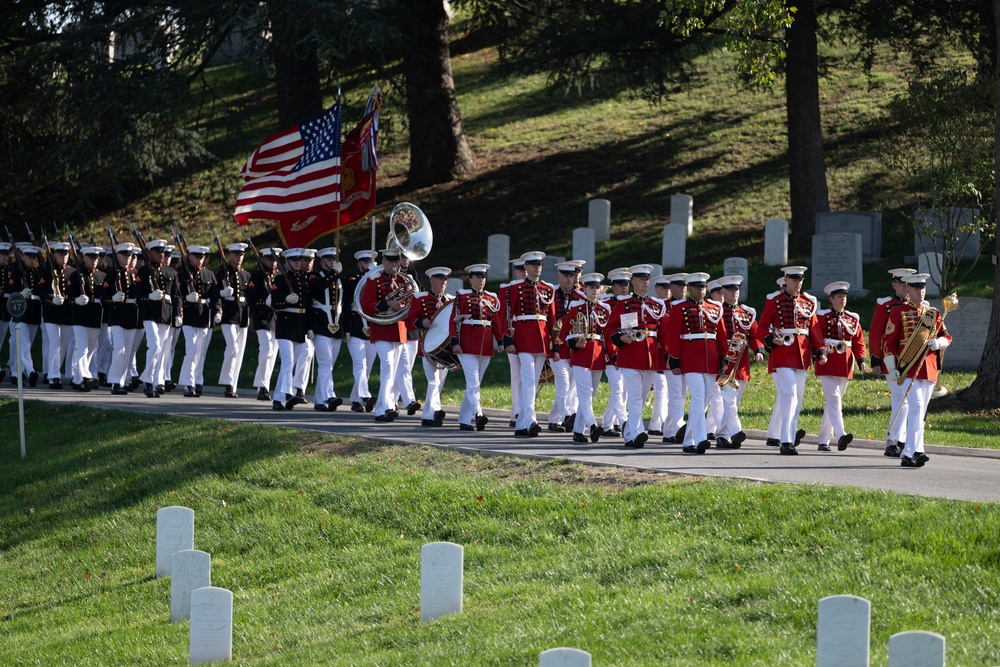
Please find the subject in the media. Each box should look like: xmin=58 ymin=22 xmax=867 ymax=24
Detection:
xmin=2 ymin=400 xmax=999 ymax=666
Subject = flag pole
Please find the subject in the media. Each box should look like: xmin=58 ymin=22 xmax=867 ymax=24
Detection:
xmin=335 ymin=80 xmax=343 ymax=263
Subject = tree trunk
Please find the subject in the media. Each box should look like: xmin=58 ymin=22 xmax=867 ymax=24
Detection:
xmin=785 ymin=0 xmax=830 ymax=254
xmin=269 ymin=2 xmax=323 ymax=129
xmin=400 ymin=0 xmax=476 ymax=187
xmin=959 ymin=0 xmax=1000 ymax=409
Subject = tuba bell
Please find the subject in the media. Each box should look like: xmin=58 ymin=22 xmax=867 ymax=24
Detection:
xmin=353 ymin=203 xmax=433 ymax=326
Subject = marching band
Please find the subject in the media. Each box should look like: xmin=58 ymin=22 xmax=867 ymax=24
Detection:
xmin=0 ymin=226 xmax=956 ymax=469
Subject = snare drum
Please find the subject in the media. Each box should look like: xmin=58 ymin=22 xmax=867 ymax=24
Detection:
xmin=421 ymin=301 xmax=461 ymax=370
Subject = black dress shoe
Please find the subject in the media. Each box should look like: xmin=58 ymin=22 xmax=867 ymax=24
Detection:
xmin=765 ymin=438 xmax=780 ymax=447
xmin=562 ymin=414 xmax=576 ymax=432
xmin=514 ymin=429 xmax=530 ymax=437
xmin=818 ymin=443 xmax=832 ymax=452
xmin=111 ymin=384 xmax=128 ymax=395
xmin=682 ymin=445 xmax=700 ymax=453
xmin=9 ymin=372 xmax=16 ymax=385
xmin=794 ymin=428 xmax=806 ymax=447
xmin=273 ymin=400 xmax=286 ymax=411
xmin=28 ymin=371 xmax=38 ymax=387
xmin=195 ymin=384 xmax=203 ymax=397
xmin=128 ymin=377 xmax=142 ymax=391
xmin=634 ymin=432 xmax=648 ymax=448
xmin=156 ymin=384 xmax=165 ymax=394
xmin=406 ymin=401 xmax=421 ymax=416
xmin=285 ymin=395 xmax=304 ymax=410
xmin=624 ymin=440 xmax=638 ymax=448
xmin=295 ymin=388 xmax=309 ymax=404
xmin=706 ymin=432 xmax=715 ymax=441
xmin=731 ymin=431 xmax=746 ymax=448
xmin=85 ymin=377 xmax=101 ymax=390
xmin=837 ymin=434 xmax=853 ymax=451
xmin=0 ymin=369 xmax=7 ymax=383
xmin=314 ymin=403 xmax=330 ymax=411
xmin=900 ymin=456 xmax=917 ymax=468
xmin=915 ymin=452 xmax=929 ymax=466
xmin=647 ymin=429 xmax=663 ymax=436
xmin=421 ymin=419 xmax=436 ymax=427
xmin=385 ymin=410 xmax=398 ymax=422
xmin=184 ymin=386 xmax=197 ymax=398
xmin=884 ymin=443 xmax=901 ymax=457
xmin=458 ymin=423 xmax=475 ymax=431
xmin=548 ymin=423 xmax=566 ymax=433
xmin=675 ymin=423 xmax=686 ymax=441
xmin=434 ymin=410 xmax=446 ymax=427
xmin=611 ymin=425 xmax=623 ymax=437
xmin=572 ymin=433 xmax=588 ymax=443
xmin=528 ymin=422 xmax=541 ymax=437
xmin=256 ymin=387 xmax=271 ymax=401
xmin=163 ymin=381 xmax=176 ymax=392
xmin=364 ymin=396 xmax=377 ymax=412
xmin=70 ymin=381 xmax=82 ymax=391
xmin=509 ymin=420 xmax=517 ymax=428
xmin=476 ymin=414 xmax=489 ymax=431
xmin=98 ymin=372 xmax=108 ymax=387
xmin=697 ymin=439 xmax=710 ymax=454
xmin=328 ymin=397 xmax=344 ymax=411
xmin=374 ymin=414 xmax=388 ymax=422
xmin=49 ymin=378 xmax=62 ymax=390
xmin=590 ymin=425 xmax=603 ymax=443
xmin=716 ymin=437 xmax=733 ymax=449
xmin=779 ymin=442 xmax=798 ymax=455
xmin=144 ymin=383 xmax=159 ymax=398
xmin=224 ymin=385 xmax=238 ymax=398
xmin=662 ymin=435 xmax=677 ymax=444
xmin=351 ymin=402 xmax=365 ymax=413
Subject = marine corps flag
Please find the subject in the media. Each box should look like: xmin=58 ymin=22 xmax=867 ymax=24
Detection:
xmin=337 ymin=85 xmax=382 ymax=226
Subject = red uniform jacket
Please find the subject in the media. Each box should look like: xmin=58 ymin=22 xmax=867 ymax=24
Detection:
xmin=405 ymin=291 xmax=449 ymax=358
xmin=501 ymin=279 xmax=556 ymax=355
xmin=882 ymin=301 xmax=952 ymax=382
xmin=721 ymin=302 xmax=764 ymax=382
xmin=359 ymin=271 xmax=408 ymax=344
xmin=810 ymin=308 xmax=866 ymax=379
xmin=666 ymin=298 xmax=729 ymax=374
xmin=758 ymin=290 xmax=820 ymax=372
xmin=867 ymin=294 xmax=906 ymax=375
xmin=450 ymin=289 xmax=503 ymax=356
xmin=558 ymin=299 xmax=611 ymax=371
xmin=551 ymin=286 xmax=582 ymax=356
xmin=605 ymin=294 xmax=667 ymax=370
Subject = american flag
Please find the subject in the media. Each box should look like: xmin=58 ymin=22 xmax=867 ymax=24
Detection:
xmin=234 ymin=103 xmax=342 ymax=224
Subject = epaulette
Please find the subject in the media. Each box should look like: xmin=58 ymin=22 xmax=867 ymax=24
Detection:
xmin=876 ymin=296 xmax=893 ymax=305
xmin=508 ymin=279 xmax=525 ymax=286
xmin=706 ymin=298 xmax=722 ymax=307
xmin=542 ymin=281 xmax=556 ymax=289
xmin=817 ymin=308 xmax=831 ymax=316
xmin=766 ymin=290 xmax=781 ymax=300
xmin=741 ymin=304 xmax=756 ymax=318
xmin=596 ymin=299 xmax=612 ymax=311
xmin=483 ymin=290 xmax=498 ymax=298
xmin=844 ymin=309 xmax=860 ymax=321
xmin=499 ymin=282 xmax=510 ymax=289
xmin=616 ymin=294 xmax=631 ymax=301
xmin=568 ymin=299 xmax=585 ymax=309
xmin=648 ymin=296 xmax=666 ymax=306
xmin=413 ymin=291 xmax=428 ymax=298
xmin=671 ymin=298 xmax=686 ymax=306
xmin=801 ymin=292 xmax=818 ymax=304
xmin=457 ymin=289 xmax=472 ymax=295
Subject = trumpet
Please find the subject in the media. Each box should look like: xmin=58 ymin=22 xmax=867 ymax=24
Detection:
xmin=621 ymin=328 xmax=647 ymax=342
xmin=825 ymin=341 xmax=848 ymax=355
xmin=776 ymin=332 xmax=795 ymax=346
xmin=385 ymin=284 xmax=416 ymax=309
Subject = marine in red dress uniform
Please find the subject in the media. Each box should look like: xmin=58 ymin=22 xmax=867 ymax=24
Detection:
xmin=868 ymin=267 xmax=916 ymax=457
xmin=450 ymin=263 xmax=503 ymax=431
xmin=405 ymin=266 xmax=453 ymax=427
xmin=498 ymin=258 xmax=527 ymax=426
xmin=714 ymin=275 xmax=764 ymax=448
xmin=548 ymin=260 xmax=585 ymax=432
xmin=558 ymin=272 xmax=611 ymax=443
xmin=359 ymin=247 xmax=410 ymax=422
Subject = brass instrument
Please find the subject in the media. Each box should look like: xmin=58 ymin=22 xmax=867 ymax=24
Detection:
xmin=824 ymin=340 xmax=848 ymax=355
xmin=779 ymin=332 xmax=795 ymax=346
xmin=567 ymin=311 xmax=588 ymax=349
xmin=718 ymin=333 xmax=748 ymax=388
xmin=895 ymin=306 xmax=939 ymax=385
xmin=932 ymin=293 xmax=960 ymax=395
xmin=353 ymin=203 xmax=433 ymax=327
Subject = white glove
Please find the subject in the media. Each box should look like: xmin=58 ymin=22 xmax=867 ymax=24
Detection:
xmin=20 ymin=288 xmax=30 ymax=298
xmin=884 ymin=355 xmax=901 ymax=382
xmin=74 ymin=295 xmax=90 ymax=306
xmin=332 ymin=261 xmax=343 ymax=273
xmin=149 ymin=289 xmax=163 ymax=301
xmin=174 ymin=316 xmax=183 ymax=327
xmin=219 ymin=286 xmax=234 ymax=298
xmin=163 ymin=294 xmax=172 ymax=303
xmin=112 ymin=291 xmax=125 ymax=303
xmin=285 ymin=293 xmax=299 ymax=305
xmin=265 ymin=294 xmax=272 ymax=307
xmin=185 ymin=292 xmax=199 ymax=303
xmin=51 ymin=294 xmax=65 ymax=306
xmin=306 ymin=330 xmax=314 ymax=341
xmin=214 ymin=312 xmax=222 ymax=324
xmin=926 ymin=338 xmax=949 ymax=351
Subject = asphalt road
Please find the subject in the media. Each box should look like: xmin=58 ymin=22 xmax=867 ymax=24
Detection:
xmin=4 ymin=382 xmax=999 ymax=504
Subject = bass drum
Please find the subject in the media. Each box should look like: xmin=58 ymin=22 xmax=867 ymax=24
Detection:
xmin=421 ymin=301 xmax=461 ymax=371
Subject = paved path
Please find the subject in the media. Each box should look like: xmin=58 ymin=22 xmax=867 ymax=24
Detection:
xmin=4 ymin=383 xmax=999 ymax=504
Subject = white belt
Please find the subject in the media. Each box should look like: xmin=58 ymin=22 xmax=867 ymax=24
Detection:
xmin=778 ymin=327 xmax=808 ymax=336
xmin=223 ymin=296 xmax=246 ymax=303
xmin=163 ymin=295 xmax=172 ymax=303
xmin=682 ymin=333 xmax=716 ymax=340
xmin=313 ymin=303 xmax=334 ymax=312
xmin=514 ymin=314 xmax=546 ymax=321
xmin=462 ymin=319 xmax=492 ymax=327
xmin=824 ymin=338 xmax=852 ymax=348
xmin=568 ymin=333 xmax=602 ymax=341
xmin=278 ymin=307 xmax=306 ymax=314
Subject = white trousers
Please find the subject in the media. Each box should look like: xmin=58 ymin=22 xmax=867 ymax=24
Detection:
xmin=458 ymin=353 xmax=491 ymax=425
xmin=394 ymin=339 xmax=418 ymax=406
xmin=140 ymin=321 xmax=171 ymax=386
xmin=313 ymin=336 xmax=343 ymax=403
xmin=347 ymin=336 xmax=376 ymax=402
xmin=664 ymin=371 xmax=687 ymax=438
xmin=548 ymin=357 xmax=578 ymax=424
xmin=421 ymin=357 xmax=449 ymax=420
xmin=8 ymin=322 xmax=38 ymax=375
xmin=573 ymin=366 xmax=603 ymax=434
xmin=622 ymin=368 xmax=656 ymax=443
xmin=886 ymin=375 xmax=909 ymax=444
xmin=95 ymin=322 xmax=112 ymax=375
xmin=683 ymin=373 xmax=716 ymax=447
xmin=253 ymin=329 xmax=278 ymax=391
xmin=507 ymin=352 xmax=522 ymax=422
xmin=180 ymin=326 xmax=212 ymax=387
xmin=648 ymin=372 xmax=668 ymax=431
xmin=899 ymin=378 xmax=933 ymax=458
xmin=43 ymin=322 xmax=74 ymax=380
xmin=219 ymin=324 xmax=248 ymax=389
xmin=516 ymin=352 xmax=546 ymax=431
xmin=72 ymin=326 xmax=100 ymax=383
xmin=602 ymin=365 xmax=627 ymax=429
xmin=818 ymin=376 xmax=850 ymax=444
xmin=770 ymin=367 xmax=807 ymax=444
xmin=718 ymin=380 xmax=747 ymax=440
xmin=373 ymin=340 xmax=402 ymax=415
xmin=276 ymin=338 xmax=311 ymax=400
xmin=108 ymin=326 xmax=138 ymax=387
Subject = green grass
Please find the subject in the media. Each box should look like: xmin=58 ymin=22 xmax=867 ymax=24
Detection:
xmin=2 ymin=400 xmax=999 ymax=666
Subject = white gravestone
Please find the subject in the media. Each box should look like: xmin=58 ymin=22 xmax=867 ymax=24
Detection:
xmin=588 ymin=199 xmax=611 ymax=243
xmin=572 ymin=228 xmax=596 ymax=273
xmin=888 ymin=630 xmax=945 ymax=667
xmin=487 ymin=234 xmax=510 ymax=281
xmin=445 ymin=278 xmax=463 ymax=297
xmin=420 ymin=542 xmax=463 ymax=622
xmin=928 ymin=296 xmax=991 ymax=371
xmin=816 ymin=211 xmax=882 ymax=261
xmin=661 ymin=224 xmax=686 ymax=269
xmin=811 ymin=233 xmax=865 ymax=297
xmin=156 ymin=506 xmax=194 ymax=578
xmin=648 ymin=263 xmax=663 ymax=279
xmin=189 ymin=586 xmax=232 ymax=665
xmin=171 ymin=550 xmax=211 ymax=622
xmin=541 ymin=256 xmax=566 ymax=284
xmin=540 ymin=647 xmax=592 ymax=667
xmin=764 ymin=218 xmax=789 ymax=266
xmin=914 ymin=208 xmax=981 ymax=260
xmin=670 ymin=194 xmax=694 ymax=237
xmin=817 ymin=594 xmax=871 ymax=667
xmin=723 ymin=257 xmax=749 ymax=296
xmin=918 ymin=252 xmax=944 ymax=297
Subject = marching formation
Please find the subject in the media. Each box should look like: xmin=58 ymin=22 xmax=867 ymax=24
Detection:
xmin=0 ymin=233 xmax=952 ymax=469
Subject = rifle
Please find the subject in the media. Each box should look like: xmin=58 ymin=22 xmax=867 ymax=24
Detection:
xmin=170 ymin=225 xmax=196 ymax=294
xmin=106 ymin=225 xmax=123 ymax=292
xmin=67 ymin=228 xmax=82 ymax=269
xmin=240 ymin=229 xmax=266 ymax=273
xmin=128 ymin=220 xmax=160 ymax=291
xmin=41 ymin=231 xmax=63 ymax=297
xmin=212 ymin=228 xmax=230 ymax=287
xmin=6 ymin=225 xmax=27 ymax=274
xmin=170 ymin=225 xmax=190 ymax=258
